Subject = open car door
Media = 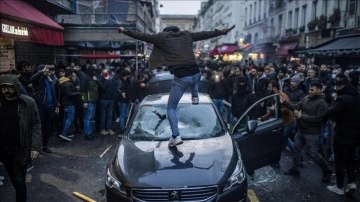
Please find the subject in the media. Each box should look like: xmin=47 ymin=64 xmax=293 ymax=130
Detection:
xmin=231 ymin=94 xmax=283 ymax=173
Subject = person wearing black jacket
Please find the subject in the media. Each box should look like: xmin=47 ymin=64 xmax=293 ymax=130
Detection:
xmin=118 ymin=24 xmax=235 ymax=147
xmin=80 ymin=65 xmax=99 ymax=141
xmin=116 ymin=69 xmax=132 ymax=134
xmin=30 ymin=65 xmax=59 ymax=153
xmin=326 ymin=74 xmax=360 ymax=195
xmin=0 ymin=74 xmax=41 ymax=202
xmin=58 ymin=69 xmax=79 ymax=141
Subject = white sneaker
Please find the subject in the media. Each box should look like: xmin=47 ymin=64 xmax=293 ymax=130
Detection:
xmin=327 ymin=185 xmax=344 ymax=195
xmin=59 ymin=134 xmax=72 ymax=141
xmin=107 ymin=130 xmax=115 ymax=135
xmin=168 ymin=136 xmax=183 ymax=147
xmin=345 ymin=183 xmax=357 ymax=195
xmin=192 ymin=96 xmax=199 ymax=105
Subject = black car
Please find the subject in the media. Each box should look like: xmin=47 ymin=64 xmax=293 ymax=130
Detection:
xmin=146 ymin=71 xmax=209 ymax=95
xmin=105 ymin=93 xmax=283 ymax=202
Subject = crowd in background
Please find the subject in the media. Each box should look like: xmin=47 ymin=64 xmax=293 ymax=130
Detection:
xmin=1 ymin=58 xmax=360 ymax=194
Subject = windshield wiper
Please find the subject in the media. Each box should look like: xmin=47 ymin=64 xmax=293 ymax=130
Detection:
xmin=152 ymin=110 xmax=166 ymax=120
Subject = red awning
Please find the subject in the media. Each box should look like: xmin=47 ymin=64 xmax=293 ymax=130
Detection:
xmin=209 ymin=44 xmax=240 ymax=56
xmin=275 ymin=42 xmax=298 ymax=56
xmin=80 ymin=54 xmax=120 ymax=59
xmin=0 ymin=0 xmax=64 ymax=45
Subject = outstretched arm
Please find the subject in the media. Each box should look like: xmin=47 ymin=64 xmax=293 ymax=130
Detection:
xmin=118 ymin=27 xmax=161 ymax=44
xmin=191 ymin=24 xmax=236 ymax=41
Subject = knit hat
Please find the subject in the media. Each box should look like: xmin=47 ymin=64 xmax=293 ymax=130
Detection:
xmin=291 ymin=75 xmax=301 ymax=85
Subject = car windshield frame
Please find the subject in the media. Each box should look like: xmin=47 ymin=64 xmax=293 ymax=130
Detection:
xmin=128 ymin=103 xmax=225 ymax=141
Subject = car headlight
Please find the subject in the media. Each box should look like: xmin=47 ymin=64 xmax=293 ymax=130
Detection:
xmin=106 ymin=167 xmax=127 ymax=195
xmin=223 ymin=160 xmax=246 ymax=192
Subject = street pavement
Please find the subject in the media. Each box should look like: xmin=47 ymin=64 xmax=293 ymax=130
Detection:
xmin=1 ymin=132 xmax=359 ymax=202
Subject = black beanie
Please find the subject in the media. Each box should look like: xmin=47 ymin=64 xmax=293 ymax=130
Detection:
xmin=163 ymin=26 xmax=180 ymax=33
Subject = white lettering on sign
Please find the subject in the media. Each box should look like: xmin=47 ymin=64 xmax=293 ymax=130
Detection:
xmin=1 ymin=23 xmax=28 ymax=36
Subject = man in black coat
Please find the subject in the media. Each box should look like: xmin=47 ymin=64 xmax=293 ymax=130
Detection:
xmin=30 ymin=65 xmax=59 ymax=153
xmin=326 ymin=73 xmax=360 ymax=195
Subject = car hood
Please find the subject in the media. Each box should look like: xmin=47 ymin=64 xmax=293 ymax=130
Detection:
xmin=114 ymin=135 xmax=235 ymax=188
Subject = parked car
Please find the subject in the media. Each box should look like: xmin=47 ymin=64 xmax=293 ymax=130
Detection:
xmin=105 ymin=92 xmax=283 ymax=202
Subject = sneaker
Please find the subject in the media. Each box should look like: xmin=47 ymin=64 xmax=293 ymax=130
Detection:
xmin=27 ymin=163 xmax=34 ymax=172
xmin=107 ymin=130 xmax=115 ymax=135
xmin=322 ymin=169 xmax=333 ymax=183
xmin=100 ymin=130 xmax=109 ymax=136
xmin=327 ymin=185 xmax=344 ymax=195
xmin=345 ymin=183 xmax=357 ymax=195
xmin=59 ymin=134 xmax=72 ymax=141
xmin=41 ymin=147 xmax=52 ymax=154
xmin=168 ymin=136 xmax=183 ymax=147
xmin=284 ymin=167 xmax=300 ymax=176
xmin=192 ymin=96 xmax=199 ymax=105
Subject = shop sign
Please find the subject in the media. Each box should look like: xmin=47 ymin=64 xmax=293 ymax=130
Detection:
xmin=1 ymin=23 xmax=28 ymax=36
xmin=0 ymin=37 xmax=15 ymax=72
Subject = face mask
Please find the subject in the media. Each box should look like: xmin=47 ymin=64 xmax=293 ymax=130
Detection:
xmin=331 ymin=74 xmax=336 ymax=79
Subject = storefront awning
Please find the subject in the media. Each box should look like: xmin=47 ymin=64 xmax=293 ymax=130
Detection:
xmin=80 ymin=54 xmax=120 ymax=59
xmin=296 ymin=35 xmax=360 ymax=56
xmin=209 ymin=44 xmax=240 ymax=56
xmin=0 ymin=0 xmax=64 ymax=45
xmin=275 ymin=42 xmax=298 ymax=56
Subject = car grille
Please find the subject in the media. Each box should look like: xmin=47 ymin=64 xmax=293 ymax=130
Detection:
xmin=132 ymin=185 xmax=218 ymax=201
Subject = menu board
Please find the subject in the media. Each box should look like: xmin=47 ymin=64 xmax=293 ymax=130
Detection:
xmin=0 ymin=37 xmax=15 ymax=72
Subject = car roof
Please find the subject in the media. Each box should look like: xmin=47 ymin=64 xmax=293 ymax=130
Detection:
xmin=147 ymin=71 xmax=174 ymax=83
xmin=146 ymin=71 xmax=209 ymax=95
xmin=141 ymin=93 xmax=212 ymax=105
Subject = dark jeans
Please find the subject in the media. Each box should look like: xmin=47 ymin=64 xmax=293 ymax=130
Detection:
xmin=37 ymin=105 xmax=54 ymax=147
xmin=292 ymin=129 xmax=331 ymax=172
xmin=118 ymin=102 xmax=129 ymax=131
xmin=73 ymin=100 xmax=84 ymax=131
xmin=334 ymin=135 xmax=358 ymax=188
xmin=0 ymin=151 xmax=27 ymax=202
xmin=99 ymin=100 xmax=113 ymax=131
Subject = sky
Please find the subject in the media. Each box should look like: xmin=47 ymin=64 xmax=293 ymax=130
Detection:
xmin=159 ymin=0 xmax=206 ymax=15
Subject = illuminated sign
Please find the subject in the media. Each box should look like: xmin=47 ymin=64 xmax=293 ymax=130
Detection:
xmin=1 ymin=23 xmax=28 ymax=36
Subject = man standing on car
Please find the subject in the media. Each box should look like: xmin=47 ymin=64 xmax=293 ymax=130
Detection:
xmin=282 ymin=81 xmax=333 ymax=182
xmin=118 ymin=24 xmax=235 ymax=147
xmin=0 ymin=74 xmax=41 ymax=202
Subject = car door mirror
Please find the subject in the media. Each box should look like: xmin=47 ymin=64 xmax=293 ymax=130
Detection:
xmin=246 ymin=120 xmax=258 ymax=134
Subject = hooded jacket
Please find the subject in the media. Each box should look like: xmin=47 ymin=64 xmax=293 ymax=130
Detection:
xmin=327 ymin=85 xmax=360 ymax=137
xmin=0 ymin=74 xmax=42 ymax=165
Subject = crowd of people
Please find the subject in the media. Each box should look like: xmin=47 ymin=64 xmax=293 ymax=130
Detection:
xmin=1 ymin=57 xmax=360 ymax=200
xmin=202 ymin=60 xmax=360 ymax=196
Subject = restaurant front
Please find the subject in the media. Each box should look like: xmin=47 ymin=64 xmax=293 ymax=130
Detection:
xmin=0 ymin=0 xmax=64 ymax=72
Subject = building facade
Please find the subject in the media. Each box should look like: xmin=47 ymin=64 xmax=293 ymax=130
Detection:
xmin=192 ymin=0 xmax=360 ymax=66
xmin=0 ymin=0 xmax=75 ymax=70
xmin=56 ymin=0 xmax=159 ymax=65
